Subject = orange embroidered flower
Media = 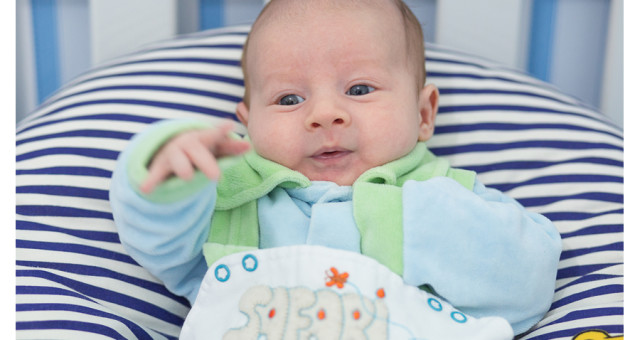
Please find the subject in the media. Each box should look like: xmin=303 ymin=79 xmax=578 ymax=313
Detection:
xmin=325 ymin=267 xmax=349 ymax=289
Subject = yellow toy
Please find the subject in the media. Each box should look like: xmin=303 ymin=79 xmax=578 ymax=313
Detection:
xmin=572 ymin=330 xmax=623 ymax=340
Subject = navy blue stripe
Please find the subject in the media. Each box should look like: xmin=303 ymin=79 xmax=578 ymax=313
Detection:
xmin=16 ymin=269 xmax=186 ymax=325
xmin=430 ymin=140 xmax=622 ymax=157
xmin=434 ymin=121 xmax=622 ymax=141
xmin=31 ymin=0 xmax=61 ymax=103
xmin=17 ymin=260 xmax=188 ymax=306
xmin=527 ymin=0 xmax=557 ymax=81
xmin=16 ymin=320 xmax=128 ymax=339
xmin=524 ymin=325 xmax=623 ymax=340
xmin=16 ymin=205 xmax=113 ymax=219
xmin=17 ymin=113 xmax=159 ymax=135
xmin=545 ymin=307 xmax=623 ymax=328
xmin=429 ymin=72 xmax=527 ymax=85
xmin=37 ymin=98 xmax=237 ymax=121
xmin=117 ymin=57 xmax=240 ymax=68
xmin=517 ymin=192 xmax=623 ymax=207
xmin=74 ymin=70 xmax=244 ymax=88
xmin=560 ymin=242 xmax=624 ymax=261
xmin=17 ymin=185 xmax=109 ymax=200
xmin=550 ymin=284 xmax=623 ymax=310
xmin=17 ymin=303 xmax=154 ymax=340
xmin=16 ymin=240 xmax=136 ymax=265
xmin=438 ymin=88 xmax=578 ymax=108
xmin=487 ymin=174 xmax=623 ymax=192
xmin=16 ymin=147 xmax=120 ymax=162
xmin=17 ymin=220 xmax=120 ymax=243
xmin=561 ymin=224 xmax=623 ymax=239
xmin=555 ymin=273 xmax=622 ymax=293
xmin=544 ymin=208 xmax=623 ymax=222
xmin=16 ymin=166 xmax=112 ymax=177
xmin=17 ymin=129 xmax=133 ymax=146
xmin=140 ymin=43 xmax=245 ymax=54
xmin=17 ymin=285 xmax=96 ymax=303
xmin=426 ymin=57 xmax=493 ymax=71
xmin=556 ymin=263 xmax=622 ymax=280
xmin=49 ymin=85 xmax=242 ymax=110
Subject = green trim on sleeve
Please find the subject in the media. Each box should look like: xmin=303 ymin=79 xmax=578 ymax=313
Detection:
xmin=126 ymin=120 xmax=213 ymax=204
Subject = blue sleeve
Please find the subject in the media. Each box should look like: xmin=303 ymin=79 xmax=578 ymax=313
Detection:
xmin=109 ymin=121 xmax=215 ymax=305
xmin=402 ymin=177 xmax=562 ymax=335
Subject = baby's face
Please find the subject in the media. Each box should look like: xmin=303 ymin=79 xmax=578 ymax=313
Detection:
xmin=237 ymin=1 xmax=436 ymax=186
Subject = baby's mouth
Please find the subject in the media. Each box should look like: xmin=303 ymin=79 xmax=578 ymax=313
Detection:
xmin=311 ymin=147 xmax=352 ymax=160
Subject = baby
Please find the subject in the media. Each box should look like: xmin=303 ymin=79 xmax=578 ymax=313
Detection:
xmin=110 ymin=0 xmax=562 ymax=336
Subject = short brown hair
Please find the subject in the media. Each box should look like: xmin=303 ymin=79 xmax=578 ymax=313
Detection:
xmin=240 ymin=0 xmax=426 ymax=107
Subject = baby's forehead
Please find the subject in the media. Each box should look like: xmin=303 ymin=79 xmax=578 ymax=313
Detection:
xmin=254 ymin=0 xmax=399 ymax=30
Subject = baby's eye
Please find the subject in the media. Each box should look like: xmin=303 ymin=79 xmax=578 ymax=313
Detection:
xmin=347 ymin=84 xmax=375 ymax=96
xmin=278 ymin=94 xmax=305 ymax=106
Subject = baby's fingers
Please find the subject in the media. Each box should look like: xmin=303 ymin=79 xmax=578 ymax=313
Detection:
xmin=140 ymin=158 xmax=174 ymax=194
xmin=215 ymin=138 xmax=251 ymax=157
xmin=184 ymin=141 xmax=222 ymax=180
xmin=141 ymin=146 xmax=193 ymax=194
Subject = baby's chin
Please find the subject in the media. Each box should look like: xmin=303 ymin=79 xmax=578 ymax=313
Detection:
xmin=304 ymin=171 xmax=361 ymax=187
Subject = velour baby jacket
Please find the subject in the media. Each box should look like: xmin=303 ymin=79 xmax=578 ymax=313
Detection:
xmin=110 ymin=120 xmax=562 ymax=334
xmin=203 ymin=134 xmax=475 ymax=275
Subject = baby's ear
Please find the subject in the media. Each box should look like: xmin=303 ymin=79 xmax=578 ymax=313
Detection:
xmin=418 ymin=84 xmax=439 ymax=141
xmin=235 ymin=102 xmax=250 ymax=126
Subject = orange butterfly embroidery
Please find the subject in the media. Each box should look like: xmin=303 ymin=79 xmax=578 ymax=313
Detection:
xmin=325 ymin=267 xmax=349 ymax=289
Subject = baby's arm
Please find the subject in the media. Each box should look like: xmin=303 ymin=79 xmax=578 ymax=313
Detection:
xmin=109 ymin=120 xmax=249 ymax=304
xmin=401 ymin=177 xmax=562 ymax=335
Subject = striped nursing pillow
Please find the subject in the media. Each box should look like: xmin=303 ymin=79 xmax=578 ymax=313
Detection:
xmin=16 ymin=26 xmax=623 ymax=339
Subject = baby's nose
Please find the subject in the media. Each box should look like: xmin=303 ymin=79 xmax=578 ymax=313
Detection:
xmin=305 ymin=101 xmax=351 ymax=129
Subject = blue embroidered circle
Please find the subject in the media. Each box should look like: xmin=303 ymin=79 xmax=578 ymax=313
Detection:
xmin=215 ymin=264 xmax=230 ymax=282
xmin=451 ymin=311 xmax=467 ymax=323
xmin=242 ymin=254 xmax=258 ymax=272
xmin=427 ymin=298 xmax=443 ymax=311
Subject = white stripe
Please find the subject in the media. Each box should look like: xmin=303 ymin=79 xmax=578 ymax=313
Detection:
xmin=433 ymin=111 xmax=621 ymax=136
xmin=562 ymin=233 xmax=623 ymax=251
xmin=530 ymin=200 xmax=621 ymax=217
xmin=16 ymin=156 xmax=117 ymax=174
xmin=552 ymin=277 xmax=622 ymax=301
xmin=557 ymin=251 xmax=623 ymax=271
xmin=44 ymin=74 xmax=244 ymax=105
xmin=504 ymin=182 xmax=622 ymax=201
xmin=552 ymin=216 xmax=623 ymax=235
xmin=17 ymin=137 xmax=127 ymax=157
xmin=16 ymin=175 xmax=112 ymax=191
xmin=15 ymin=329 xmax=118 ymax=340
xmin=428 ymin=126 xmax=622 ymax=147
xmin=18 ymin=102 xmax=236 ymax=135
xmin=16 ymin=194 xmax=113 ymax=214
xmin=17 ymin=120 xmax=145 ymax=142
xmin=17 ymin=309 xmax=138 ymax=340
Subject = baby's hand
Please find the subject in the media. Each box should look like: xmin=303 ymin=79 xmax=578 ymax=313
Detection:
xmin=140 ymin=121 xmax=251 ymax=194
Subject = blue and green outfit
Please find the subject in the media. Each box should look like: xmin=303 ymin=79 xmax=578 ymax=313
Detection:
xmin=110 ymin=120 xmax=562 ymax=335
